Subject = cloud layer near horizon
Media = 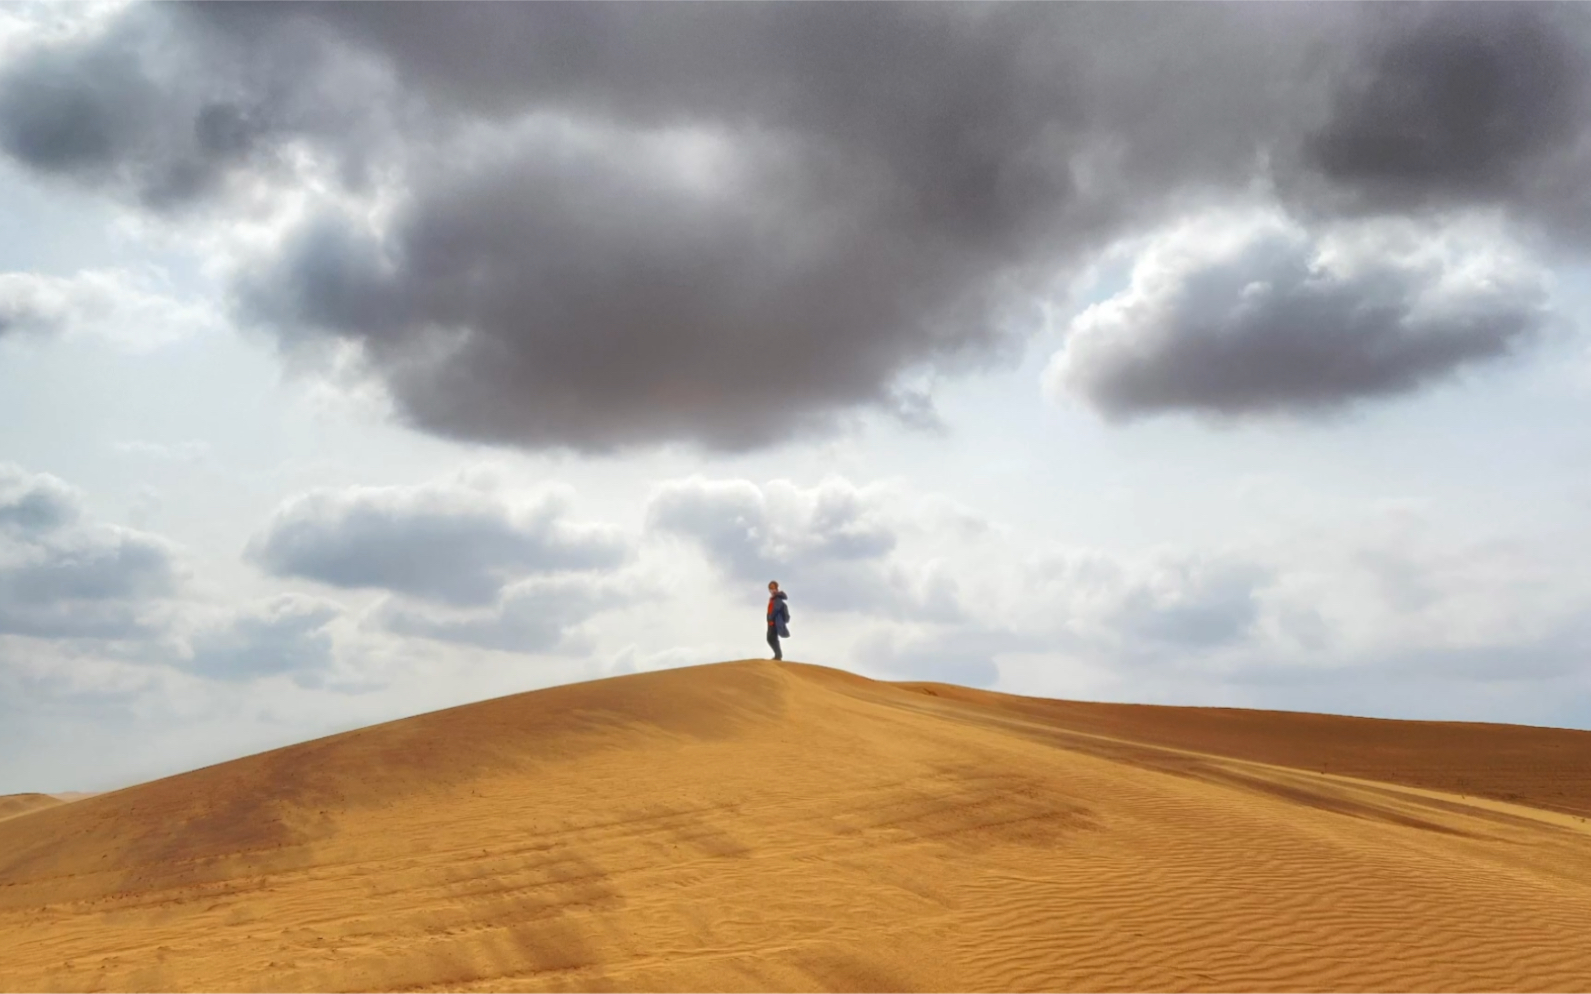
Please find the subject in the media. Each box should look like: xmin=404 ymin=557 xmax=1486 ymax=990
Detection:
xmin=247 ymin=478 xmax=628 ymax=606
xmin=0 ymin=464 xmax=178 ymax=640
xmin=3 ymin=3 xmax=1588 ymax=449
xmin=2 ymin=450 xmax=1589 ymax=798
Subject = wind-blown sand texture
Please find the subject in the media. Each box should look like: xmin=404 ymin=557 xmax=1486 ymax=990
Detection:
xmin=2 ymin=660 xmax=1589 ymax=992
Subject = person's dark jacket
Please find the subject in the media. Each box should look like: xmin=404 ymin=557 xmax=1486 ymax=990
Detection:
xmin=767 ymin=591 xmax=790 ymax=638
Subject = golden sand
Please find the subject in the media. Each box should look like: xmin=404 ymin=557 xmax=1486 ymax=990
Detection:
xmin=2 ymin=660 xmax=1588 ymax=992
xmin=0 ymin=793 xmax=61 ymax=823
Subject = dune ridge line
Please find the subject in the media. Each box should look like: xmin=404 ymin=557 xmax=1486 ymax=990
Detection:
xmin=2 ymin=660 xmax=1588 ymax=992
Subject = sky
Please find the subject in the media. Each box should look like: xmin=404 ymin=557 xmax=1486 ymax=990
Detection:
xmin=3 ymin=1 xmax=1591 ymax=794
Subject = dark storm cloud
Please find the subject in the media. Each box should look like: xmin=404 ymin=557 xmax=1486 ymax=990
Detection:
xmin=2 ymin=3 xmax=1588 ymax=442
xmin=246 ymin=479 xmax=628 ymax=606
xmin=235 ymin=134 xmax=1022 ymax=451
xmin=1049 ymin=213 xmax=1549 ymax=420
xmin=0 ymin=9 xmax=268 ymax=207
xmin=1300 ymin=3 xmax=1591 ymax=227
xmin=0 ymin=465 xmax=179 ymax=639
xmin=222 ymin=0 xmax=1118 ymax=450
xmin=0 ymin=4 xmax=397 ymax=208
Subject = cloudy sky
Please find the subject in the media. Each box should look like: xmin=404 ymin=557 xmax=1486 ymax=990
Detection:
xmin=4 ymin=1 xmax=1591 ymax=794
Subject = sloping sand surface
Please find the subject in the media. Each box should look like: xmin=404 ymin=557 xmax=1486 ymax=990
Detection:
xmin=2 ymin=660 xmax=1588 ymax=992
xmin=896 ymin=680 xmax=1591 ymax=817
xmin=0 ymin=793 xmax=62 ymax=822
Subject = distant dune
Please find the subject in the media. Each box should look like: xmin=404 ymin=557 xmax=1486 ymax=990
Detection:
xmin=894 ymin=680 xmax=1591 ymax=818
xmin=2 ymin=660 xmax=1588 ymax=992
xmin=0 ymin=793 xmax=62 ymax=822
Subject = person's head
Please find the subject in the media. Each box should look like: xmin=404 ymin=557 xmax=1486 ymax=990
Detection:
xmin=768 ymin=581 xmax=779 ymax=593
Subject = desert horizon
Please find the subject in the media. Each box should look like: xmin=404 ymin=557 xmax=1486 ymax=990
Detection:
xmin=3 ymin=659 xmax=1588 ymax=992
xmin=6 ymin=2 xmax=1591 ymax=991
xmin=11 ymin=666 xmax=1591 ymax=815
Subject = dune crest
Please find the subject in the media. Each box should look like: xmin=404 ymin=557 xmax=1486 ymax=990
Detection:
xmin=2 ymin=660 xmax=1589 ymax=992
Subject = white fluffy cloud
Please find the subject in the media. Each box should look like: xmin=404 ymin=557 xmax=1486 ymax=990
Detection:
xmin=373 ymin=572 xmax=645 ymax=655
xmin=1020 ymin=548 xmax=1270 ymax=658
xmin=179 ymin=593 xmax=341 ymax=684
xmin=0 ymin=463 xmax=180 ymax=639
xmin=247 ymin=475 xmax=629 ymax=606
xmin=0 ymin=268 xmax=218 ymax=349
xmin=999 ymin=504 xmax=1591 ymax=711
xmin=646 ymin=476 xmax=966 ymax=621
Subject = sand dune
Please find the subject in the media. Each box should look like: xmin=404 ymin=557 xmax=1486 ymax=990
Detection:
xmin=0 ymin=792 xmax=62 ymax=822
xmin=2 ymin=660 xmax=1589 ymax=992
xmin=47 ymin=792 xmax=100 ymax=804
xmin=896 ymin=680 xmax=1591 ymax=818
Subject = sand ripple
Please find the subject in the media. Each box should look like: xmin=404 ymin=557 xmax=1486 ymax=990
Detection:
xmin=1 ymin=661 xmax=1588 ymax=992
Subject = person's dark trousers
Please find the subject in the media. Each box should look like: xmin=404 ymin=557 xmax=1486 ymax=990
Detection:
xmin=767 ymin=626 xmax=782 ymax=660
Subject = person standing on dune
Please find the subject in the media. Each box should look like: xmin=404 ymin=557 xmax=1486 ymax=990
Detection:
xmin=766 ymin=581 xmax=790 ymax=660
